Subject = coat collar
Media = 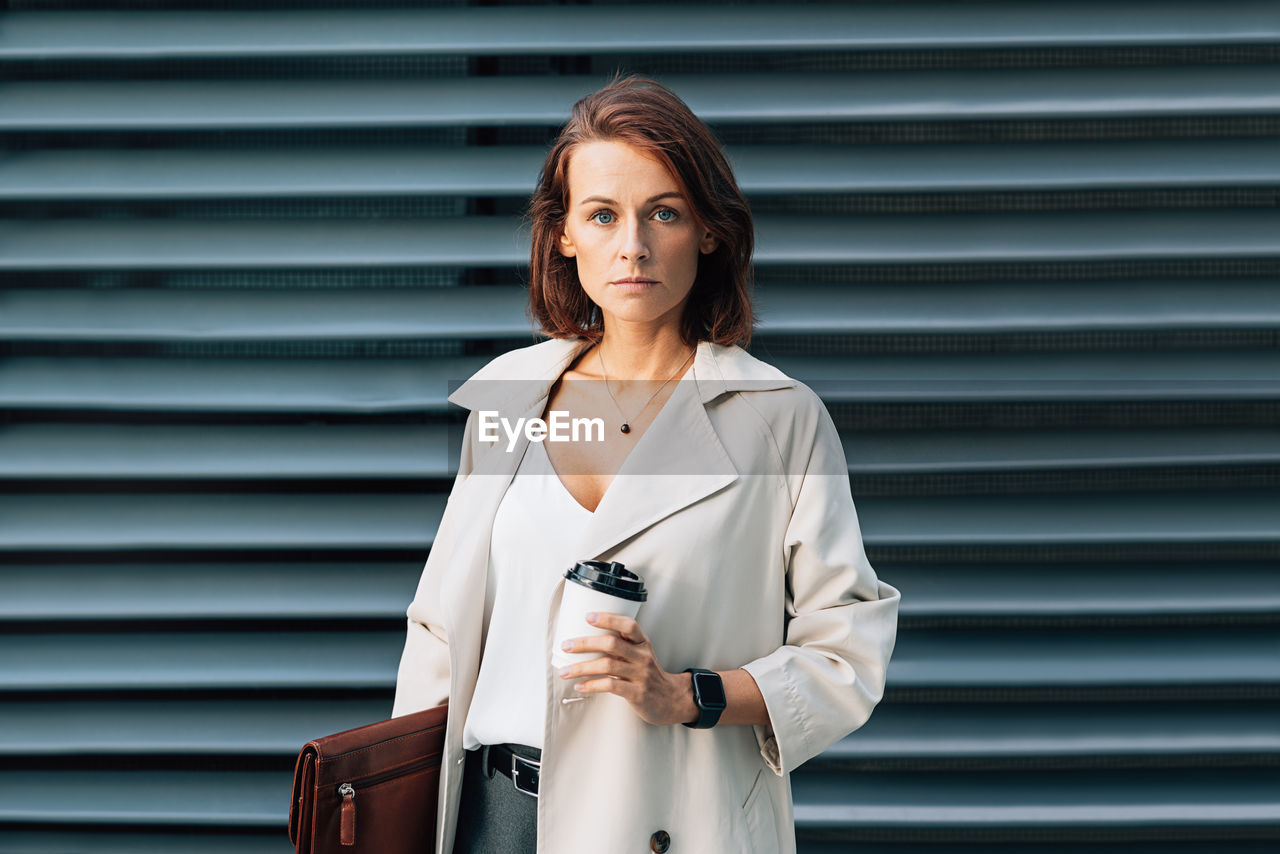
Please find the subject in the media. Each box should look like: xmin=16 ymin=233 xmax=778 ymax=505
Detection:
xmin=443 ymin=336 xmax=796 ymax=562
xmin=446 ymin=336 xmax=796 ymax=414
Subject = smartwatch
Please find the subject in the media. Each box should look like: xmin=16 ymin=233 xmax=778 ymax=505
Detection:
xmin=682 ymin=668 xmax=726 ymax=729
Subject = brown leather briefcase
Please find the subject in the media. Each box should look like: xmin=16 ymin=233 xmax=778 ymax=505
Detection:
xmin=289 ymin=704 xmax=448 ymax=854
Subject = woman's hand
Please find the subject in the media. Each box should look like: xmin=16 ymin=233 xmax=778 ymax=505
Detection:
xmin=558 ymin=612 xmax=697 ymax=727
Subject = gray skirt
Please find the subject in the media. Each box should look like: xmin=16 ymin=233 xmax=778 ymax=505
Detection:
xmin=450 ymin=744 xmax=540 ymax=854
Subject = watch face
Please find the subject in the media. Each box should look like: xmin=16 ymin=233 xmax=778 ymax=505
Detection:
xmin=693 ymin=672 xmax=726 ymax=709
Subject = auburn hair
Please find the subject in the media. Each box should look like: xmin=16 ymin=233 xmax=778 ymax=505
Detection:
xmin=526 ymin=74 xmax=756 ymax=347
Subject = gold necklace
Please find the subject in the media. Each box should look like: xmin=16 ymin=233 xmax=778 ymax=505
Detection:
xmin=597 ymin=345 xmax=695 ymax=435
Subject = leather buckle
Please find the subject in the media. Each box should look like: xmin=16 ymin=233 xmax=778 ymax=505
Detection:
xmin=511 ymin=753 xmax=540 ymax=799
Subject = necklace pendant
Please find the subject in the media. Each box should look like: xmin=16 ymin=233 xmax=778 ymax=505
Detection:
xmin=620 ymin=423 xmax=631 ymax=434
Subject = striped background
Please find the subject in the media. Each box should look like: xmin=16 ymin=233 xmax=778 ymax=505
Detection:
xmin=1 ymin=2 xmax=1278 ymax=852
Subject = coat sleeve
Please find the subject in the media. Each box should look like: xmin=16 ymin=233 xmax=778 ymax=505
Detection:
xmin=739 ymin=388 xmax=901 ymax=776
xmin=390 ymin=409 xmax=478 ymax=718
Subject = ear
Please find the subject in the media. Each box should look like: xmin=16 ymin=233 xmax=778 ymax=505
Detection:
xmin=699 ymin=231 xmax=719 ymax=254
xmin=557 ymin=229 xmax=577 ymax=258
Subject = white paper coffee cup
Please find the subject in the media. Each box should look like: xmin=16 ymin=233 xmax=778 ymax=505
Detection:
xmin=551 ymin=560 xmax=647 ymax=670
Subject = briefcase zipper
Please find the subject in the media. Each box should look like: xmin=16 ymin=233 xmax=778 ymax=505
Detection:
xmin=337 ymin=753 xmax=439 ymax=791
xmin=335 ymin=754 xmax=440 ymax=848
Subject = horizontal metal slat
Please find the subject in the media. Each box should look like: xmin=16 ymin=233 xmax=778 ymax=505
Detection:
xmin=791 ymin=768 xmax=1280 ymax=835
xmin=0 ymin=424 xmax=453 ymax=480
xmin=0 ymin=631 xmax=402 ymax=691
xmin=806 ymin=844 xmax=1280 ymax=854
xmin=0 ymin=770 xmax=288 ymax=826
xmin=0 ymin=357 xmax=484 ymax=413
xmin=3 ymin=2 xmax=1276 ymax=60
xmin=887 ymin=561 xmax=1280 ymax=619
xmin=5 ymin=138 xmax=1279 ymax=201
xmin=4 ymin=210 xmax=1278 ymax=271
xmin=891 ymin=626 xmax=1280 ymax=691
xmin=0 ymin=698 xmax=390 ymax=756
xmin=0 ymin=832 xmax=286 ymax=854
xmin=753 ymin=210 xmax=1280 ymax=266
xmin=771 ymin=350 xmax=1280 ymax=403
xmin=4 ymin=351 xmax=1279 ymax=415
xmin=831 ymin=700 xmax=1280 ymax=762
xmin=845 ymin=427 xmax=1280 ymax=474
xmin=0 ymin=562 xmax=422 ymax=621
xmin=0 ymin=218 xmax=510 ymax=270
xmin=757 ymin=280 xmax=1280 ymax=335
xmin=5 ymin=279 xmax=1279 ymax=341
xmin=3 ymin=67 xmax=1277 ymax=132
xmin=0 ymin=146 xmax=544 ymax=201
xmin=0 ymin=288 xmax=533 ymax=341
xmin=858 ymin=489 xmax=1280 ymax=548
xmin=728 ymin=139 xmax=1280 ymax=195
xmin=0 ymin=494 xmax=445 ymax=552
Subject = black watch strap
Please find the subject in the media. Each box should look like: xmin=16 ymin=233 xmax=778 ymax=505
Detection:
xmin=682 ymin=668 xmax=726 ymax=729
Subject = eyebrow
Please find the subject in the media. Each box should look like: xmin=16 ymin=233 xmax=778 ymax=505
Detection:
xmin=579 ymin=192 xmax=684 ymax=206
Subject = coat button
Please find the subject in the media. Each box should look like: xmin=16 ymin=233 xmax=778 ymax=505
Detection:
xmin=649 ymin=830 xmax=671 ymax=853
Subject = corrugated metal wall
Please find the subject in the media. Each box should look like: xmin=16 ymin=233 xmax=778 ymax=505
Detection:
xmin=2 ymin=2 xmax=1279 ymax=852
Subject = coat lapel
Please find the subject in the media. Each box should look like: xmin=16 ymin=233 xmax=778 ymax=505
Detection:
xmin=571 ymin=371 xmax=736 ymax=560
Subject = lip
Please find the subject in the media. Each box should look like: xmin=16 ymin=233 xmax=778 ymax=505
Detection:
xmin=610 ymin=277 xmax=659 ymax=294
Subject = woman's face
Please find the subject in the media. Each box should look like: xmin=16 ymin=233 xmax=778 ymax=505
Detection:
xmin=557 ymin=140 xmax=718 ymax=333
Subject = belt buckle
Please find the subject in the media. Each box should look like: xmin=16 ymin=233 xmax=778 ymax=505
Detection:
xmin=511 ymin=752 xmax=541 ymax=799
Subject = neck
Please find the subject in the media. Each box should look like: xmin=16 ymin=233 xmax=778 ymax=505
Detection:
xmin=592 ymin=325 xmax=696 ymax=382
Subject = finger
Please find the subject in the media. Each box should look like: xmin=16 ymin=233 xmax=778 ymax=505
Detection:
xmin=574 ymin=675 xmax=632 ymax=697
xmin=562 ymin=633 xmax=631 ymax=659
xmin=560 ymin=656 xmax=637 ymax=681
xmin=585 ymin=611 xmax=645 ymax=643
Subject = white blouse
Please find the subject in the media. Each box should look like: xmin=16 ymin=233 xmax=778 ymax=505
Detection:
xmin=461 ymin=436 xmax=594 ymax=751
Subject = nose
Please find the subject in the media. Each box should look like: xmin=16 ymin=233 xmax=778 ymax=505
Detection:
xmin=619 ymin=219 xmax=650 ymax=263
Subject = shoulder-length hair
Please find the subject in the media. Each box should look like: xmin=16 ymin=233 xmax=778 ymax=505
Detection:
xmin=526 ymin=74 xmax=756 ymax=347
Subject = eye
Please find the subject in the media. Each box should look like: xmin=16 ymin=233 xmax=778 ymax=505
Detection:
xmin=654 ymin=208 xmax=679 ymax=222
xmin=588 ymin=210 xmax=615 ymax=225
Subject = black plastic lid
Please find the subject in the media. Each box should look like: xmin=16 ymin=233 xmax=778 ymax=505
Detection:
xmin=564 ymin=560 xmax=647 ymax=602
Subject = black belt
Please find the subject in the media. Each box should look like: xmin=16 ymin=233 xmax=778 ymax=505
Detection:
xmin=482 ymin=743 xmax=542 ymax=798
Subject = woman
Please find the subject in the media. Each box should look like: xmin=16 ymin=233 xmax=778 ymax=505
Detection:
xmin=392 ymin=75 xmax=900 ymax=854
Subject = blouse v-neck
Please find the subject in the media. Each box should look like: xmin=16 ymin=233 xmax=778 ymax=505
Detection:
xmin=530 ymin=438 xmax=597 ymax=516
xmin=538 ymin=360 xmax=695 ymax=516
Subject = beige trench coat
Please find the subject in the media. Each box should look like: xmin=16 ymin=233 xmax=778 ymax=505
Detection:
xmin=392 ymin=336 xmax=900 ymax=854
